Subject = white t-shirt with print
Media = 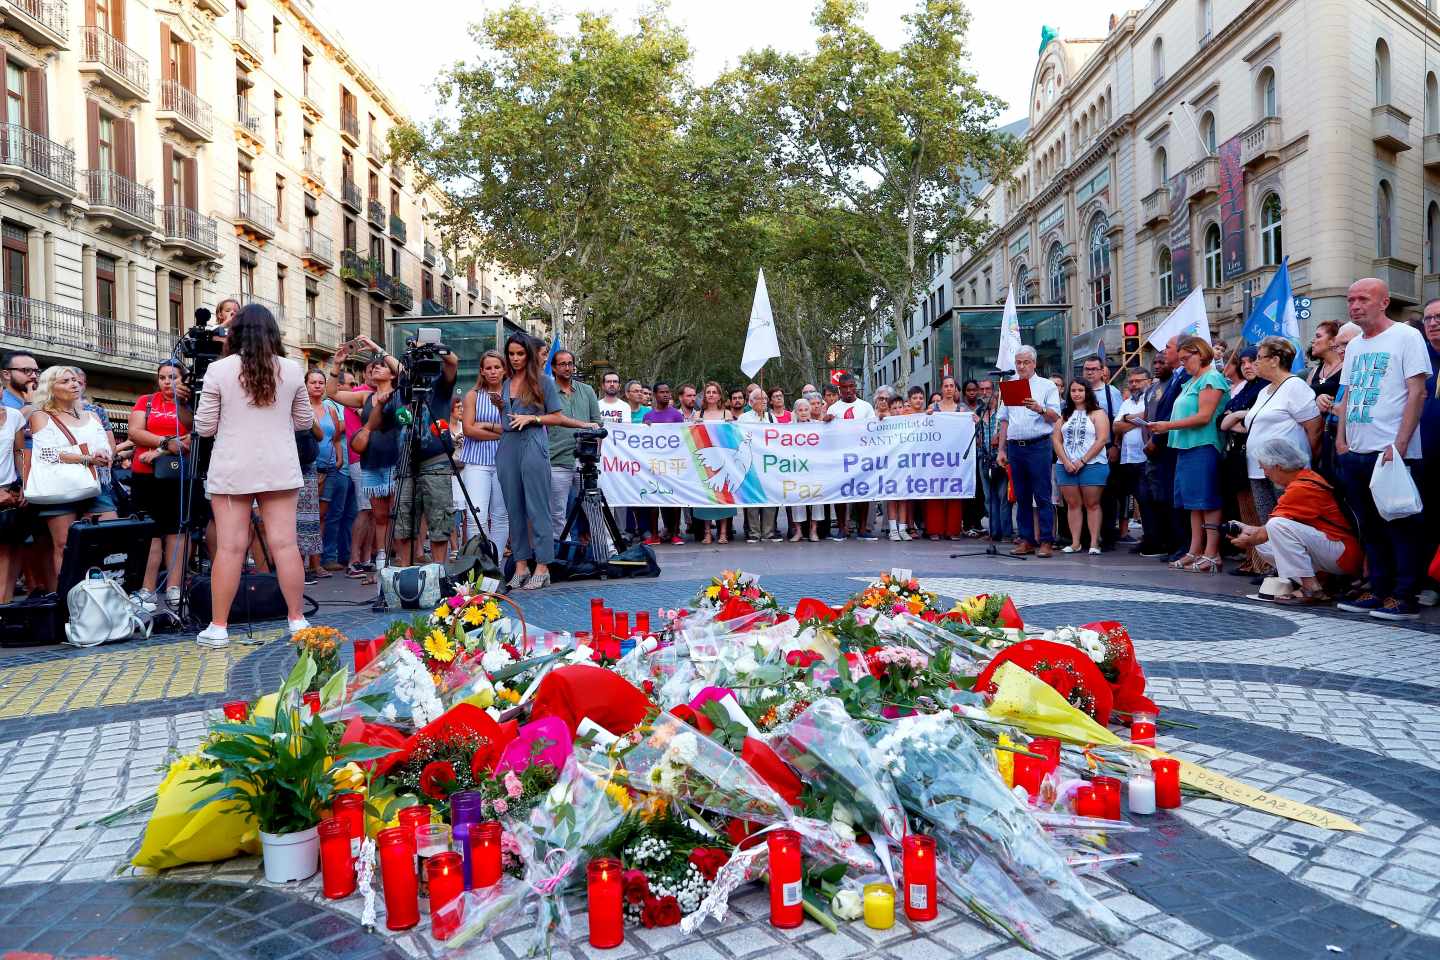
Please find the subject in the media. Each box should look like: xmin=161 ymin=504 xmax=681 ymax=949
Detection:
xmin=1243 ymin=377 xmax=1319 ymax=479
xmin=0 ymin=407 xmax=20 ymax=485
xmin=597 ymin=398 xmax=630 ymax=426
xmin=1116 ymin=396 xmax=1148 ymax=464
xmin=828 ymin=398 xmax=876 ymax=421
xmin=1340 ymin=322 xmax=1433 ymax=456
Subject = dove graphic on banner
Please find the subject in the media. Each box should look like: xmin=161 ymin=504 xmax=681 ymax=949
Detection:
xmin=996 ymin=285 xmax=1022 ymax=375
xmin=1146 ymin=287 xmax=1212 ymax=351
xmin=1241 ymin=257 xmax=1304 ymax=372
xmin=740 ymin=269 xmax=781 ymax=378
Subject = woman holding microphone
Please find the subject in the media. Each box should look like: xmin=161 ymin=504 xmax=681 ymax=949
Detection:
xmin=184 ymin=305 xmax=312 ymax=647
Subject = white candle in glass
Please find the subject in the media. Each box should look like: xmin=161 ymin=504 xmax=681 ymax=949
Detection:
xmin=1128 ymin=775 xmax=1156 ymax=815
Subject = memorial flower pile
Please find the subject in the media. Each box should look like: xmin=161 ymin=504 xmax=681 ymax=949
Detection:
xmin=692 ymin=569 xmax=779 ymax=617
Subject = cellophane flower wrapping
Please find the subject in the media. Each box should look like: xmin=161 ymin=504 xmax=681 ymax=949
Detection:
xmin=435 ymin=752 xmax=628 ymax=957
xmin=871 ymin=710 xmax=1127 ymax=943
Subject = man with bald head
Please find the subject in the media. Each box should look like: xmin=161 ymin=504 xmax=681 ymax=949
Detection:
xmin=1333 ymin=278 xmax=1433 ymax=620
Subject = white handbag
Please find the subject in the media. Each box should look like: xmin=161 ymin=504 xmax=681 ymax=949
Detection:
xmin=65 ymin=570 xmax=152 ymax=648
xmin=23 ymin=415 xmax=101 ymax=505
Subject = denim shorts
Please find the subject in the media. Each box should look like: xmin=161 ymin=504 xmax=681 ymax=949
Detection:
xmin=361 ymin=466 xmax=394 ymax=501
xmin=1174 ymin=444 xmax=1221 ymax=510
xmin=1054 ymin=462 xmax=1110 ymax=488
xmin=91 ymin=481 xmax=118 ymax=514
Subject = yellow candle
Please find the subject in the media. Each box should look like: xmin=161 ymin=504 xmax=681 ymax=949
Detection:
xmin=863 ymin=882 xmax=895 ymax=929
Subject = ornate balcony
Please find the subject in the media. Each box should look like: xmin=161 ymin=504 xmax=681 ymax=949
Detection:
xmin=1239 ymin=116 xmax=1282 ymax=170
xmin=194 ymin=0 xmax=227 ymax=13
xmin=340 ymin=177 xmax=362 ymax=212
xmin=232 ymin=12 xmax=264 ymax=68
xmin=0 ymin=292 xmax=174 ymax=374
xmin=1372 ymin=257 xmax=1418 ymax=305
xmin=340 ymin=109 xmax=360 ymax=146
xmin=301 ymin=151 xmax=325 ymax=192
xmin=235 ymin=190 xmax=276 ymax=241
xmin=340 ymin=248 xmax=370 ymax=286
xmin=235 ymin=96 xmax=265 ymax=151
xmin=242 ymin=294 xmax=285 ymax=328
xmin=389 ymin=213 xmax=407 ymax=244
xmin=299 ymin=315 xmax=339 ymax=353
xmin=161 ymin=205 xmax=220 ymax=260
xmin=157 ymin=80 xmax=213 ymax=142
xmin=367 ymin=198 xmax=385 ymax=228
xmin=423 ymin=240 xmax=436 ymax=265
xmin=389 ymin=161 xmax=405 ymax=186
xmin=467 ymin=279 xmax=479 ymax=298
xmin=1141 ymin=186 xmax=1170 ymax=228
xmin=300 ymin=76 xmax=324 ymax=121
xmin=391 ymin=280 xmax=413 ymax=312
xmin=1182 ymin=156 xmax=1219 ymax=202
xmin=0 ymin=122 xmax=76 ymax=201
xmin=80 ymin=26 xmax=149 ymax=102
xmin=1372 ymin=104 xmax=1412 ymax=153
xmin=303 ymin=230 xmax=333 ymax=271
xmin=84 ymin=169 xmax=155 ymax=234
xmin=0 ymin=0 xmax=69 ymax=50
xmin=368 ymin=265 xmax=393 ymax=300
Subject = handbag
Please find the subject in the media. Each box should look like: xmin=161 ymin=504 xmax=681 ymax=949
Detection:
xmin=186 ymin=573 xmax=319 ymax=623
xmin=381 ymin=563 xmax=447 ymax=610
xmin=65 ymin=569 xmax=151 ymax=648
xmin=142 ymin=395 xmax=185 ymax=480
xmin=23 ymin=414 xmax=101 ymax=505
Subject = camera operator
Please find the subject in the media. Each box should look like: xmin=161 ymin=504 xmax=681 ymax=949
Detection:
xmin=390 ymin=340 xmax=460 ymax=566
xmin=178 ymin=304 xmax=312 ymax=647
xmin=1226 ymin=437 xmax=1361 ymax=606
xmin=326 ymin=337 xmax=400 ymax=573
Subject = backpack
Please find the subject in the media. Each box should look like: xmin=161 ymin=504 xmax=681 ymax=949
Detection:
xmin=65 ymin=570 xmax=152 ymax=647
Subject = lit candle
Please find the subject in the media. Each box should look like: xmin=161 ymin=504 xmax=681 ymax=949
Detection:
xmin=635 ymin=611 xmax=650 ymax=635
xmin=767 ymin=829 xmax=803 ymax=929
xmin=1151 ymin=758 xmax=1181 ymax=809
xmin=614 ymin=612 xmax=630 ymax=639
xmin=901 ymin=834 xmax=937 ymax=922
xmin=1128 ymin=775 xmax=1156 ymax=815
xmin=427 ymin=851 xmax=465 ymax=940
xmin=303 ymin=691 xmax=321 ymax=718
xmin=449 ymin=792 xmax=483 ymax=887
xmin=318 ymin=817 xmax=356 ymax=899
xmin=332 ymin=792 xmax=366 ymax=860
xmin=414 ymin=823 xmax=451 ymax=900
xmin=863 ymin=882 xmax=895 ymax=929
xmin=1090 ymin=776 xmax=1123 ymax=820
xmin=221 ymin=701 xmax=249 ymax=722
xmin=587 ymin=857 xmax=624 ymax=948
xmin=467 ymin=821 xmax=503 ymax=890
xmin=354 ymin=638 xmax=376 ymax=673
xmin=1029 ymin=737 xmax=1061 ymax=773
xmin=1131 ymin=711 xmax=1157 ymax=746
xmin=1072 ymin=785 xmax=1106 ymax=819
xmin=1012 ymin=751 xmax=1045 ymax=800
xmin=377 ymin=826 xmax=419 ymax=930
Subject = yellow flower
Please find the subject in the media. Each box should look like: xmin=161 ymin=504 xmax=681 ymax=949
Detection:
xmin=461 ymin=605 xmax=486 ymax=627
xmin=497 ymin=686 xmax=522 ymax=704
xmin=604 ymin=782 xmax=632 ymax=811
xmin=423 ymin=629 xmax=456 ymax=663
xmin=433 ymin=603 xmax=452 ymax=621
xmin=706 ymin=585 xmax=721 ymax=600
xmin=481 ymin=600 xmax=500 ymax=622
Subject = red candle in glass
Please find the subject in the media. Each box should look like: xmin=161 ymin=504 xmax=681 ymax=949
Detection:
xmin=767 ymin=829 xmax=803 ymax=928
xmin=318 ymin=817 xmax=356 ymax=899
xmin=597 ymin=607 xmax=614 ymax=642
xmin=590 ymin=597 xmax=605 ymax=635
xmin=1029 ymin=737 xmax=1061 ymax=773
xmin=221 ymin=701 xmax=249 ymax=722
xmin=635 ymin=611 xmax=650 ymax=634
xmin=901 ymin=834 xmax=937 ymax=921
xmin=468 ymin=821 xmax=503 ymax=889
xmin=1091 ymin=776 xmax=1123 ymax=820
xmin=377 ymin=826 xmax=420 ymax=930
xmin=587 ymin=857 xmax=624 ymax=948
xmin=614 ymin=612 xmax=630 ymax=639
xmin=1073 ymin=785 xmax=1106 ymax=819
xmin=1151 ymin=758 xmax=1181 ymax=808
xmin=333 ymin=792 xmax=366 ymax=859
xmin=1012 ymin=752 xmax=1045 ymax=799
xmin=427 ymin=851 xmax=465 ymax=940
xmin=1131 ymin=713 xmax=1157 ymax=746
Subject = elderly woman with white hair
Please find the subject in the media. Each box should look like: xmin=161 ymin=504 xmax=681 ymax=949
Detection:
xmin=1227 ymin=437 xmax=1361 ymax=605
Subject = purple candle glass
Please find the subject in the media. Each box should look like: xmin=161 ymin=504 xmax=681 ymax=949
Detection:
xmin=449 ymin=790 xmax=484 ymax=888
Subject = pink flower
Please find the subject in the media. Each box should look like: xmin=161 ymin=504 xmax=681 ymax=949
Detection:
xmin=504 ymin=770 xmax=523 ymax=798
xmin=492 ymin=797 xmax=509 ymax=816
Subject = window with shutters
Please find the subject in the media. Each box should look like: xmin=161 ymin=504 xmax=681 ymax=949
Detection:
xmin=305 ymin=276 xmax=318 ymax=322
xmin=169 ymin=150 xmax=183 ymax=206
xmin=275 ymin=174 xmax=284 ymax=226
xmin=343 ymin=216 xmax=356 ymax=251
xmin=167 ymin=273 xmax=184 ymax=335
xmin=274 ymin=93 xmax=284 ymax=154
xmin=391 ymin=246 xmax=400 ymax=277
xmin=370 ymin=303 xmax=383 ymax=340
xmin=276 ymin=263 xmax=287 ymax=316
xmin=368 ymin=233 xmax=382 ymax=264
xmin=239 ymin=248 xmax=256 ymax=300
xmin=422 ymin=270 xmax=433 ymax=302
xmin=3 ymin=221 xmax=29 ymax=301
xmin=97 ymin=113 xmax=114 ymax=171
xmin=344 ymin=292 xmax=359 ymax=338
xmin=96 ymin=253 xmax=117 ymax=319
xmin=4 ymin=62 xmax=23 ymax=128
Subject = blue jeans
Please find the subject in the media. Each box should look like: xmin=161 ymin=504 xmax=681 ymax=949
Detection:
xmin=322 ymin=466 xmax=357 ymax=565
xmin=980 ymin=462 xmax=1013 ymax=540
xmin=1337 ymin=451 xmax=1426 ymax=602
xmin=1007 ymin=439 xmax=1054 ymax=546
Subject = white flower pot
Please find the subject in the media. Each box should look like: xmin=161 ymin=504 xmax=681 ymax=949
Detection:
xmin=259 ymin=826 xmax=320 ymax=883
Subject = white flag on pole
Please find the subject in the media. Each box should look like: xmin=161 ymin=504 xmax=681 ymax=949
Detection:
xmin=740 ymin=268 xmax=781 ymax=378
xmin=1146 ymin=287 xmax=1212 ymax=351
xmin=995 ymin=285 xmax=1022 ymax=375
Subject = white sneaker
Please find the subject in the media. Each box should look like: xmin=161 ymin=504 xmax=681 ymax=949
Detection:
xmin=888 ymin=529 xmax=901 ymax=541
xmin=1419 ymin=589 xmax=1440 ymax=607
xmin=130 ymin=589 xmax=158 ymax=614
xmin=288 ymin=618 xmax=311 ymax=634
xmin=197 ymin=624 xmax=230 ymax=648
xmin=898 ymin=529 xmax=912 ymax=541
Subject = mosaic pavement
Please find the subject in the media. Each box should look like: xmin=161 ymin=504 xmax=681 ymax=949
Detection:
xmin=1 ymin=567 xmax=1437 ymax=959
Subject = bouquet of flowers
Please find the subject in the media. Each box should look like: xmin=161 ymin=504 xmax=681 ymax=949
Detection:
xmin=842 ymin=571 xmax=941 ymax=618
xmin=972 ymin=640 xmax=1114 ymax=725
xmin=290 ymin=626 xmax=343 ymax=692
xmin=949 ymin=593 xmax=1023 ymax=629
xmin=691 ymin=569 xmax=780 ymax=618
xmin=593 ymin=808 xmax=731 ymax=928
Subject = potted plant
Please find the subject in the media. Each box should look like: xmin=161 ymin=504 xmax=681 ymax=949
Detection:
xmin=191 ymin=654 xmax=391 ymax=882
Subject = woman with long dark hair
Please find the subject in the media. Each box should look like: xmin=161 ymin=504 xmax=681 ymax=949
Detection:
xmin=1051 ymin=379 xmax=1110 ymax=555
xmin=495 ymin=334 xmax=573 ymax=589
xmin=186 ymin=305 xmax=312 ymax=647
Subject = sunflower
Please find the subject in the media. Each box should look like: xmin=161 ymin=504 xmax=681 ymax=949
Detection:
xmin=423 ymin=629 xmax=456 ymax=663
xmin=461 ymin=604 xmax=486 ymax=627
xmin=433 ymin=603 xmax=452 ymax=622
xmin=705 ymin=585 xmax=721 ymax=600
xmin=481 ymin=600 xmax=500 ymax=621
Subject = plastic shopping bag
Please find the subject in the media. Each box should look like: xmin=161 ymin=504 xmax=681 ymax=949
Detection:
xmin=1369 ymin=446 xmax=1424 ymax=521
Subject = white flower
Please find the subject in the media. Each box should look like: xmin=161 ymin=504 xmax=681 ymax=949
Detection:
xmin=481 ymin=646 xmax=515 ymax=673
xmin=567 ymin=644 xmax=595 ymax=664
xmin=734 ymin=653 xmax=759 ymax=675
xmin=830 ymin=819 xmax=856 ymax=842
xmin=666 ymin=732 xmax=699 ymax=767
xmin=380 ymin=703 xmax=397 ymax=722
xmin=831 ymin=889 xmax=863 ymax=921
xmin=1078 ymin=628 xmax=1101 ymax=646
xmin=546 ymin=781 xmax=573 ymax=808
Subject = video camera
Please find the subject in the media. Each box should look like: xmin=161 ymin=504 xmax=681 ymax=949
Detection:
xmin=397 ymin=327 xmax=447 ymax=404
xmin=174 ymin=307 xmax=225 ymax=385
xmin=574 ymin=426 xmax=607 ymax=491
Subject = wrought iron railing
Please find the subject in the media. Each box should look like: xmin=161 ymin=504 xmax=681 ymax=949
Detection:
xmin=85 ymin=169 xmax=154 ymax=223
xmin=0 ymin=291 xmax=174 ymax=366
xmin=161 ymin=205 xmax=219 ymax=252
xmin=0 ymin=121 xmax=75 ymax=189
xmin=2 ymin=0 xmax=67 ymax=38
xmin=236 ymin=189 xmax=276 ymax=233
xmin=159 ymin=80 xmax=213 ymax=137
xmin=305 ymin=230 xmax=333 ymax=263
xmin=81 ymin=25 xmax=148 ymax=91
xmin=389 ymin=213 xmax=406 ymax=244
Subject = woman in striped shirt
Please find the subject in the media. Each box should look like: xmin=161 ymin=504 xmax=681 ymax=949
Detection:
xmin=460 ymin=350 xmax=509 ymax=558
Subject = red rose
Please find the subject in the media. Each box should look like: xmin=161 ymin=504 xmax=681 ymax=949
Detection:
xmin=1037 ymin=668 xmax=1077 ymax=700
xmin=622 ymin=869 xmax=650 ymax=906
xmin=641 ymin=894 xmax=682 ymax=928
xmin=418 ymin=760 xmax=458 ymax=799
xmin=862 ymin=646 xmax=886 ymax=678
xmin=502 ymin=642 xmax=522 ymax=661
xmin=688 ymin=847 xmax=730 ymax=881
xmin=642 ymin=679 xmax=656 ymax=696
xmin=785 ymin=650 xmax=822 ymax=668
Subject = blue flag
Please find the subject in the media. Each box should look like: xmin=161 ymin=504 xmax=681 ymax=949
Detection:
xmin=544 ymin=334 xmax=561 ymax=376
xmin=1241 ymin=257 xmax=1304 ymax=372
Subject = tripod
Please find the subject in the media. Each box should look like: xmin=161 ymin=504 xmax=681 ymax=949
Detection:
xmin=555 ymin=455 xmax=629 ymax=572
xmin=948 ymin=421 xmax=1020 ymax=561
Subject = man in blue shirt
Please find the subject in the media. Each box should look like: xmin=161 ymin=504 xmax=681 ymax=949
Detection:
xmin=1 ymin=350 xmax=37 ymax=415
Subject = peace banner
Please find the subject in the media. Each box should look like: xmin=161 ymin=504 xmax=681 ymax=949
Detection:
xmin=597 ymin=413 xmax=977 ymax=508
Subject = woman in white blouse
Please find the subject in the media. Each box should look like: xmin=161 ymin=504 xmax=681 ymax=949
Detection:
xmin=1231 ymin=336 xmax=1321 ymax=521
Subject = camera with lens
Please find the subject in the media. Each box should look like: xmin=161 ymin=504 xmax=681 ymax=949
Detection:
xmin=575 ymin=426 xmax=607 ymax=466
xmin=1221 ymin=520 xmax=1244 ymax=538
xmin=396 ymin=328 xmax=447 ymax=404
xmin=175 ymin=307 xmax=225 ymax=386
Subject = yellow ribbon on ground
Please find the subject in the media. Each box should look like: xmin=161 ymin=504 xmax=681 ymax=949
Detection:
xmin=984 ymin=662 xmax=1362 ymax=833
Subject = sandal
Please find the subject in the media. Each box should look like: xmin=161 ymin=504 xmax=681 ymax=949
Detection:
xmin=1188 ymin=555 xmax=1222 ymax=573
xmin=1274 ymin=588 xmax=1332 ymax=606
xmin=522 ymin=571 xmax=551 ymax=590
xmin=1168 ymin=553 xmax=1200 ymax=569
xmin=717 ymin=535 xmax=729 ymax=544
xmin=702 ymin=535 xmax=713 ymax=545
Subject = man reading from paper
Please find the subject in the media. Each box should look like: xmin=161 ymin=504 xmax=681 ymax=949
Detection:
xmin=995 ymin=346 xmax=1062 ymax=557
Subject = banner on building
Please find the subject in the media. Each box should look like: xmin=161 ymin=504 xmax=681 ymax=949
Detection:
xmin=599 ymin=414 xmax=977 ymax=507
xmin=1218 ymin=135 xmax=1247 ymax=282
xmin=1168 ymin=168 xmax=1193 ymax=298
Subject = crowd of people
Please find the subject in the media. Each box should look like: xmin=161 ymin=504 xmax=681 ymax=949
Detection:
xmin=1 ymin=277 xmax=1438 ymax=640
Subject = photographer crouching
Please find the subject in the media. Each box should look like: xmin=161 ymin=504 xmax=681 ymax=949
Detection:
xmin=1226 ymin=437 xmax=1361 ymax=605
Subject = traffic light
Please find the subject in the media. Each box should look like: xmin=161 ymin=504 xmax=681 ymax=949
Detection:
xmin=1122 ymin=320 xmax=1142 ymax=366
